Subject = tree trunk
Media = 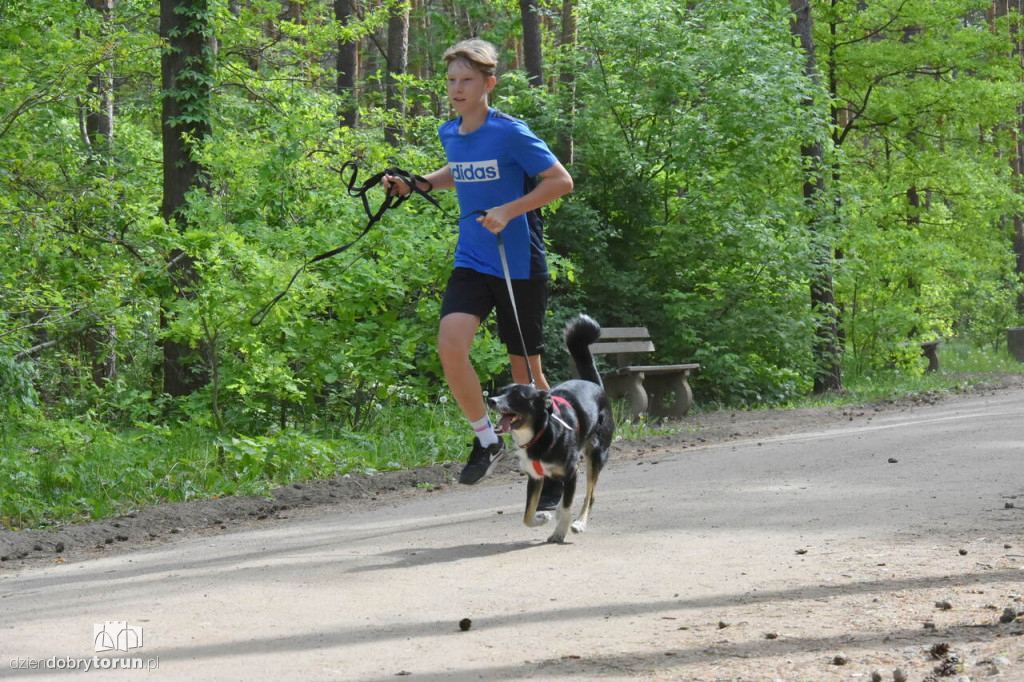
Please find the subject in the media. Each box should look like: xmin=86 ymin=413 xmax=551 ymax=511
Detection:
xmin=556 ymin=0 xmax=576 ymax=164
xmin=78 ymin=0 xmax=119 ymax=385
xmin=159 ymin=0 xmax=214 ymax=397
xmin=280 ymin=0 xmax=300 ymax=22
xmin=85 ymin=0 xmax=115 ymax=154
xmin=990 ymin=1 xmax=1024 ymax=315
xmin=1013 ymin=1 xmax=1024 ymax=315
xmin=83 ymin=325 xmax=117 ymax=386
xmin=384 ymin=4 xmax=408 ymax=146
xmin=335 ymin=0 xmax=359 ymax=128
xmin=1008 ymin=326 xmax=1024 ymax=361
xmin=520 ymin=0 xmax=544 ymax=87
xmin=790 ymin=0 xmax=843 ymax=393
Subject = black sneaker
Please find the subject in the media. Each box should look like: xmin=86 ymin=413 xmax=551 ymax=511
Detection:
xmin=458 ymin=438 xmax=506 ymax=485
xmin=537 ymin=478 xmax=564 ymax=511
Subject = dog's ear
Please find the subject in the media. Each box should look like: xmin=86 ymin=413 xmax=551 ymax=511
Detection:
xmin=539 ymin=390 xmax=553 ymax=412
xmin=495 ymin=383 xmax=515 ymax=396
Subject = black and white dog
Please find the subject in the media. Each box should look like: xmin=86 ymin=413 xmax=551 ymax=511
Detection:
xmin=487 ymin=315 xmax=614 ymax=543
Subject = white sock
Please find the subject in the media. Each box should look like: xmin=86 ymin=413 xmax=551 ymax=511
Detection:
xmin=470 ymin=416 xmax=499 ymax=447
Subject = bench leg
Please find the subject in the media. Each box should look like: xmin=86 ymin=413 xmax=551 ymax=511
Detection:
xmin=603 ymin=373 xmax=648 ymax=421
xmin=645 ymin=371 xmax=693 ymax=419
xmin=921 ymin=344 xmax=939 ymax=372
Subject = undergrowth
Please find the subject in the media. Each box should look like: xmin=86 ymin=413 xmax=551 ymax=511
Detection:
xmin=2 ymin=340 xmax=1020 ymax=530
xmin=785 ymin=340 xmax=1023 ymax=409
xmin=0 ymin=392 xmax=667 ymax=529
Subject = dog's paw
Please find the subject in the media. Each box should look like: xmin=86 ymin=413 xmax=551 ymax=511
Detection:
xmin=546 ymin=531 xmax=568 ymax=544
xmin=526 ymin=511 xmax=552 ymax=527
xmin=570 ymin=520 xmax=587 ymax=534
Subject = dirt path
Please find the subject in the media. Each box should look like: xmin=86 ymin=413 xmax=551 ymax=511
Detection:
xmin=1 ymin=378 xmax=1023 ymax=681
xmin=3 ymin=380 xmax=1010 ymax=570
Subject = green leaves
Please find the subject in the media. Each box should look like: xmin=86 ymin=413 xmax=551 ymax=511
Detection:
xmin=822 ymin=0 xmax=1024 ymax=364
xmin=551 ymin=0 xmax=818 ymax=404
xmin=3 ymin=0 xmax=1024 ymax=451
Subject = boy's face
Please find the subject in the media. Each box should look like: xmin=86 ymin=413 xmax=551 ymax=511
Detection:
xmin=446 ymin=59 xmax=495 ymax=116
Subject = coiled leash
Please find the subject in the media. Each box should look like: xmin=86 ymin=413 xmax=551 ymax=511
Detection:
xmin=250 ymin=162 xmax=440 ymax=326
xmin=251 ymin=163 xmax=539 ymax=390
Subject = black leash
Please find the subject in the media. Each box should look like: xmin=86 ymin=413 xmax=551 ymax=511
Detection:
xmin=496 ymin=232 xmax=536 ymax=387
xmin=251 ymin=164 xmax=538 ymax=389
xmin=250 ymin=162 xmax=440 ymax=326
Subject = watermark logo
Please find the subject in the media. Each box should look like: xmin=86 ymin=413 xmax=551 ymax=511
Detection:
xmin=8 ymin=623 xmax=158 ymax=673
xmin=94 ymin=622 xmax=143 ymax=653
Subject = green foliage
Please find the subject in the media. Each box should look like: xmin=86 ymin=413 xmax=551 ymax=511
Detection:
xmin=0 ymin=397 xmax=470 ymax=529
xmin=3 ymin=0 xmax=1024 ymax=527
xmin=0 ymin=357 xmax=38 ymax=420
xmin=789 ymin=339 xmax=1024 ymax=408
xmin=545 ymin=0 xmax=820 ymax=404
xmin=822 ymin=0 xmax=1024 ymax=368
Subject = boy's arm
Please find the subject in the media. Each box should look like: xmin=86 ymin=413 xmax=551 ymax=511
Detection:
xmin=477 ymin=162 xmax=573 ymax=234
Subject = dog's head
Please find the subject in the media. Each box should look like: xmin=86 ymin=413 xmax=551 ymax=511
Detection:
xmin=486 ymin=383 xmax=552 ymax=446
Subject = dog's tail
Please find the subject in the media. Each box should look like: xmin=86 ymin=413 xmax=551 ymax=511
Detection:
xmin=564 ymin=314 xmax=603 ymax=387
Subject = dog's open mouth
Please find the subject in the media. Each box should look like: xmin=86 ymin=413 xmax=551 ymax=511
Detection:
xmin=496 ymin=413 xmax=524 ymax=434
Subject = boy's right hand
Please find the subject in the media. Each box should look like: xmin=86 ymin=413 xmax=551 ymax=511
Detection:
xmin=382 ymin=174 xmax=411 ymax=197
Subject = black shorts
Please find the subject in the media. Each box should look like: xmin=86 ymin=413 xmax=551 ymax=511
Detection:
xmin=440 ymin=267 xmax=548 ymax=356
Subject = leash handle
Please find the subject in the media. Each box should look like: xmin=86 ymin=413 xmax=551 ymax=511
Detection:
xmin=376 ymin=165 xmax=458 ymax=220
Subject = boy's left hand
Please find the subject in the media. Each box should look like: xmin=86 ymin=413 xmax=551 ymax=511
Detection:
xmin=477 ymin=205 xmax=513 ymax=234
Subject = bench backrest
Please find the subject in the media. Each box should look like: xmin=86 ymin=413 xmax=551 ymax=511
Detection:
xmin=591 ymin=327 xmax=654 ymax=366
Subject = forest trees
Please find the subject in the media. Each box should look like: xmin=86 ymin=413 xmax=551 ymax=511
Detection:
xmin=3 ymin=0 xmax=1024 ymax=438
xmin=819 ymin=0 xmax=1024 ymax=367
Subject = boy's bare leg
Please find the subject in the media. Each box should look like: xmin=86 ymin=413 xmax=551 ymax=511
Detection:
xmin=440 ymin=312 xmax=507 ymax=484
xmin=508 ymin=354 xmax=548 ymax=389
xmin=438 ymin=313 xmax=486 ymax=421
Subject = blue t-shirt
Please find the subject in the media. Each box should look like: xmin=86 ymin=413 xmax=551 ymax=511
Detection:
xmin=439 ymin=109 xmax=558 ymax=280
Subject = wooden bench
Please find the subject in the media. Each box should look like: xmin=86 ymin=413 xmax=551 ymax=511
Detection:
xmin=589 ymin=327 xmax=700 ymax=421
xmin=897 ymin=339 xmax=942 ymax=372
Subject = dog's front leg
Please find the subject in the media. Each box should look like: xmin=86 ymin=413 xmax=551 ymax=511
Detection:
xmin=572 ymin=448 xmax=603 ymax=534
xmin=547 ymin=471 xmax=576 ymax=544
xmin=522 ymin=476 xmax=551 ymax=527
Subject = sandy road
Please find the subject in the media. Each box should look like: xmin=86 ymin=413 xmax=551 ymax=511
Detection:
xmin=1 ymin=389 xmax=1023 ymax=681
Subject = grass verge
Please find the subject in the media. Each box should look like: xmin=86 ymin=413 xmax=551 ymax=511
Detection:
xmin=3 ymin=340 xmax=1020 ymax=529
xmin=0 ymin=394 xmax=670 ymax=529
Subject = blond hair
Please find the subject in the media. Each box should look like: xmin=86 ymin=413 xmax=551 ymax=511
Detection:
xmin=442 ymin=39 xmax=498 ymax=78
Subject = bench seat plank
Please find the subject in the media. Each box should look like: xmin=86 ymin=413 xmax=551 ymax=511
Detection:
xmin=589 ymin=341 xmax=657 ymax=355
xmin=605 ymin=364 xmax=699 ymax=376
xmin=599 ymin=327 xmax=651 ymax=338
